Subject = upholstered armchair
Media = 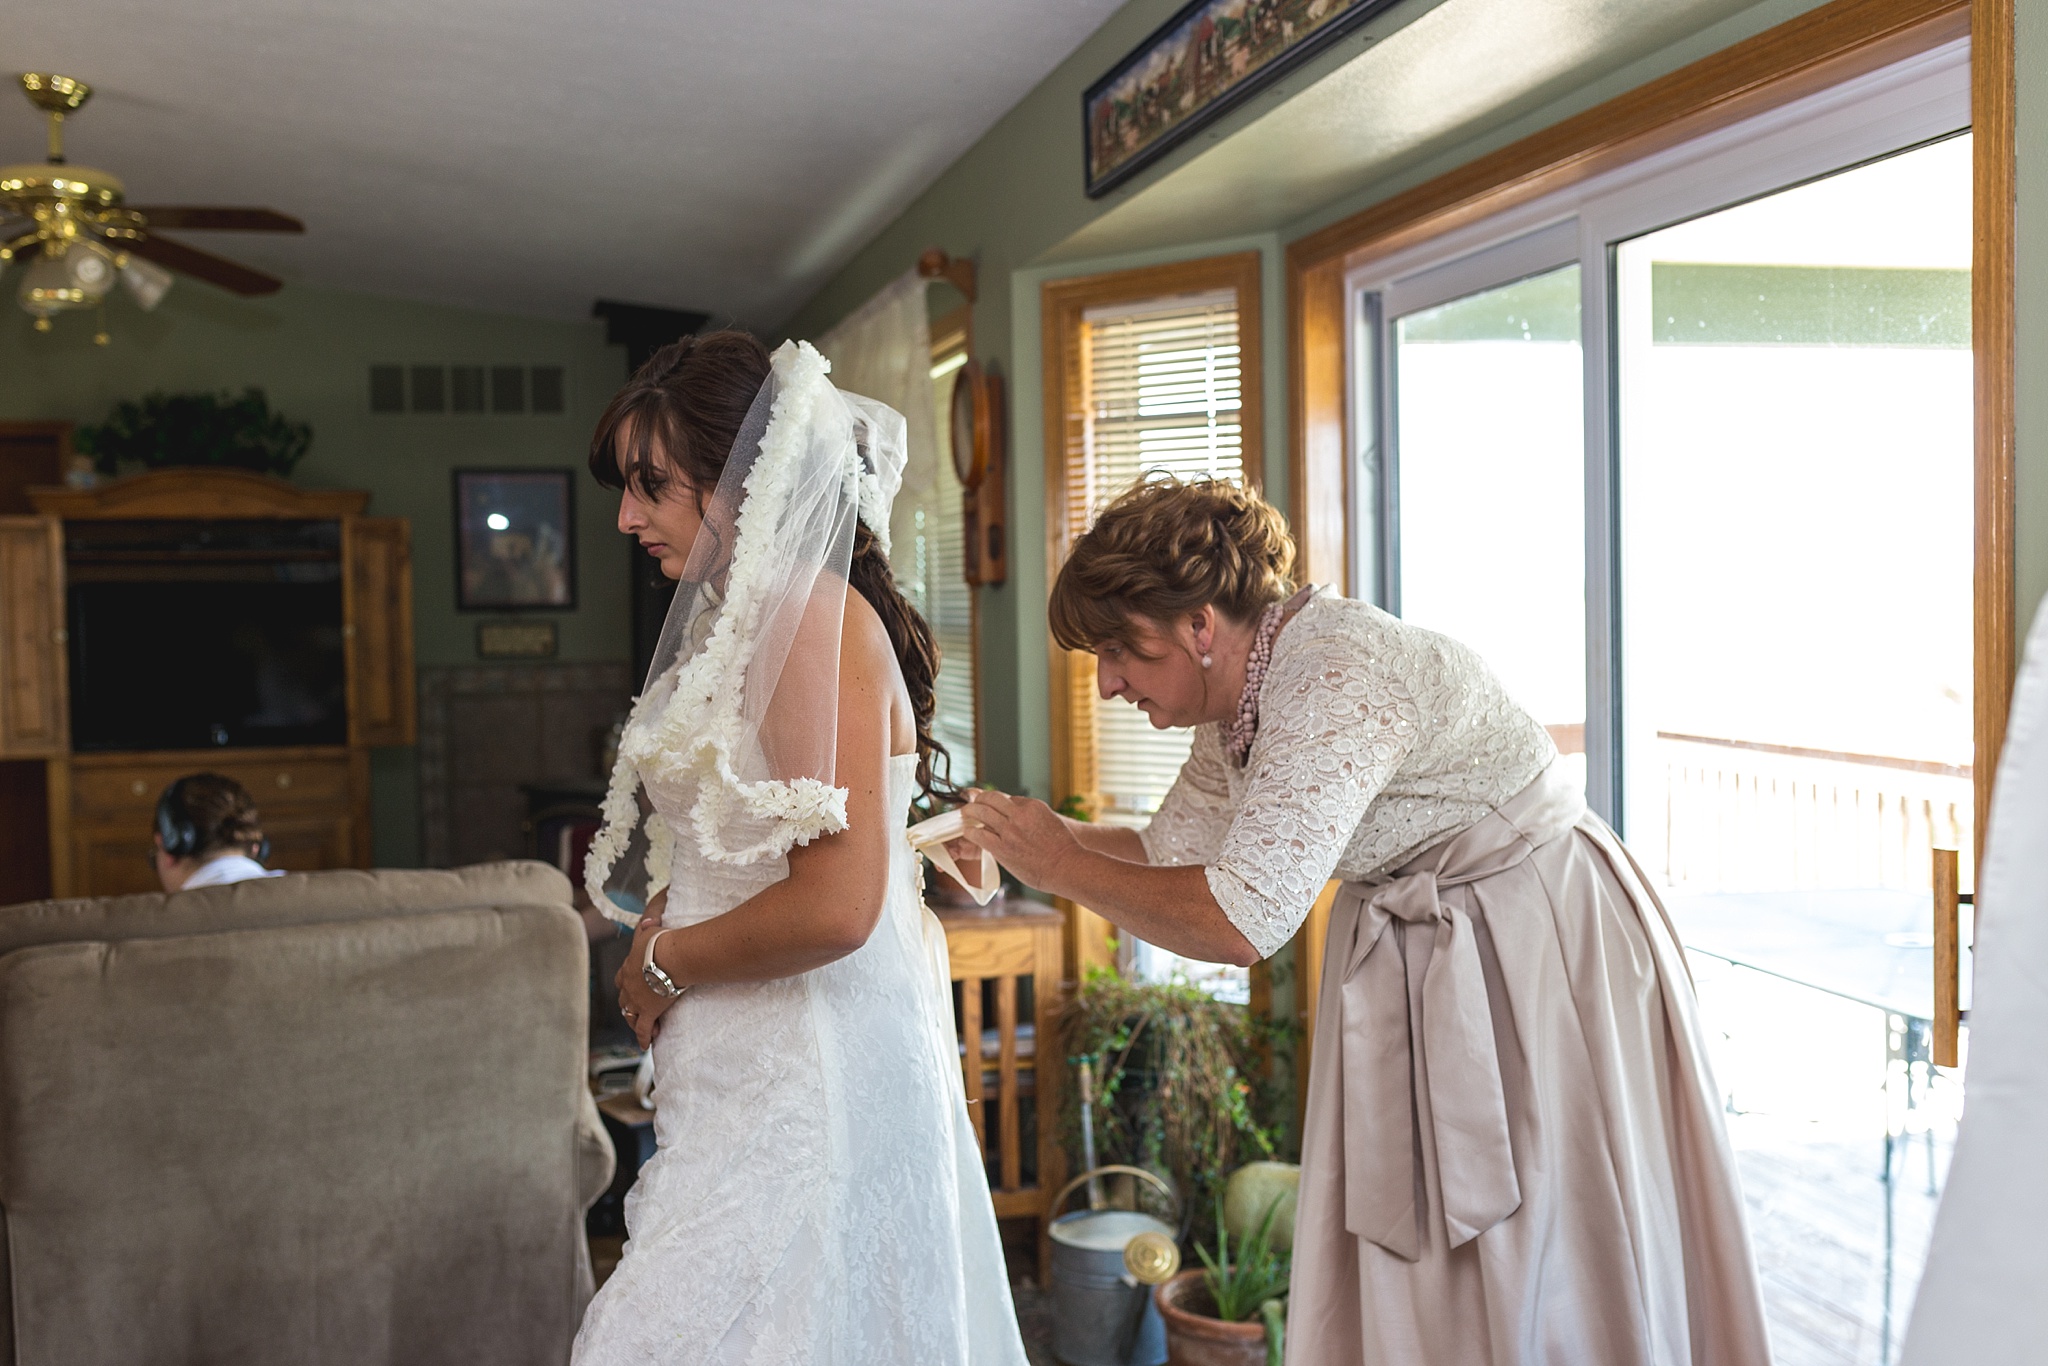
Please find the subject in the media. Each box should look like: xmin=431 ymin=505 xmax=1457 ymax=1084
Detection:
xmin=0 ymin=862 xmax=614 ymax=1366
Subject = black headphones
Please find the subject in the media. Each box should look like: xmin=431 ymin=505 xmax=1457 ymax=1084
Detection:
xmin=155 ymin=778 xmax=201 ymax=859
xmin=154 ymin=777 xmax=271 ymax=863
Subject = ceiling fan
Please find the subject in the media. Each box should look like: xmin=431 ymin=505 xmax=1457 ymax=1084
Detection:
xmin=0 ymin=72 xmax=304 ymax=342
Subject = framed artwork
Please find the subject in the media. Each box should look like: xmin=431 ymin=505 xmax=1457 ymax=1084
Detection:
xmin=1083 ymin=0 xmax=1399 ymax=198
xmin=453 ymin=468 xmax=576 ymax=611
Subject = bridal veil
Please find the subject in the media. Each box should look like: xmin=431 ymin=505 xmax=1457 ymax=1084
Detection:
xmin=584 ymin=340 xmax=907 ymax=919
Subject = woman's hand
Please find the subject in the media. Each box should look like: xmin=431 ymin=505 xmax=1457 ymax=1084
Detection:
xmin=615 ymin=890 xmax=676 ymax=1050
xmin=959 ymin=790 xmax=1087 ymax=897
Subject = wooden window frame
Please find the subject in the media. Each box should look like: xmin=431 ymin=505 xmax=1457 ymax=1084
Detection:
xmin=1286 ymin=0 xmax=2011 ymax=1087
xmin=1040 ymin=251 xmax=1264 ymax=983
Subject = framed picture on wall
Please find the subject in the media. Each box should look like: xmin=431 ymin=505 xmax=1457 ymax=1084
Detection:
xmin=453 ymin=468 xmax=576 ymax=611
xmin=1083 ymin=0 xmax=1399 ymax=198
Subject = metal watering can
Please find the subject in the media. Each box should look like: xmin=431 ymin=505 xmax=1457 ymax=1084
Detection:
xmin=1048 ymin=1164 xmax=1183 ymax=1366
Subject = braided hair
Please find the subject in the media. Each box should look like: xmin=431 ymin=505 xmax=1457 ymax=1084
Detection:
xmin=588 ymin=330 xmax=960 ymax=804
xmin=1048 ymin=475 xmax=1296 ymax=653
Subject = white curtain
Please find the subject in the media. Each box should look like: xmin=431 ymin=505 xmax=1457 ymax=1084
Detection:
xmin=1901 ymin=593 xmax=2048 ymax=1364
xmin=815 ymin=269 xmax=938 ymax=562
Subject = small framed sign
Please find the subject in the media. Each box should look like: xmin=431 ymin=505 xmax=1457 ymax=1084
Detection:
xmin=1083 ymin=0 xmax=1398 ymax=198
xmin=454 ymin=468 xmax=576 ymax=611
xmin=477 ymin=621 xmax=559 ymax=659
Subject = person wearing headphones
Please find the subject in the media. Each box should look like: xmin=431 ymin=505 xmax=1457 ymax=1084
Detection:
xmin=152 ymin=773 xmax=286 ymax=892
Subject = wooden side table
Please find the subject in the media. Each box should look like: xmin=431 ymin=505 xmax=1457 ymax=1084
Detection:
xmin=934 ymin=895 xmax=1066 ymax=1282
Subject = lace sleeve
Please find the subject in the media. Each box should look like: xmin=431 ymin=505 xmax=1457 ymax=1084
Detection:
xmin=1208 ymin=635 xmax=1425 ymax=959
xmin=1138 ymin=725 xmax=1233 ymax=866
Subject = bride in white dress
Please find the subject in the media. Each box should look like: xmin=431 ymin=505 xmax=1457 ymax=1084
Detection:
xmin=571 ymin=332 xmax=1029 ymax=1365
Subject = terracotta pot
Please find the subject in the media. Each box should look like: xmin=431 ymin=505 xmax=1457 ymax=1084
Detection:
xmin=1154 ymin=1270 xmax=1269 ymax=1366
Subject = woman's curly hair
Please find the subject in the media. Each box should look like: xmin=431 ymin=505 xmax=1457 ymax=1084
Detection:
xmin=1049 ymin=476 xmax=1296 ymax=651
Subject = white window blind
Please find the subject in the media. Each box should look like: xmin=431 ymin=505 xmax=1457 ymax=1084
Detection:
xmin=1073 ymin=288 xmax=1244 ymax=821
xmin=923 ymin=350 xmax=976 ymax=787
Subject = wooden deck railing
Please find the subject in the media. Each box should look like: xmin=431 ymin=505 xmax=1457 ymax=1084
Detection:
xmin=1655 ymin=732 xmax=1973 ymax=893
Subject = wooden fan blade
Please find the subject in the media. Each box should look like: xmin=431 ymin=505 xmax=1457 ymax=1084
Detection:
xmin=127 ymin=234 xmax=283 ymax=296
xmin=126 ymin=207 xmax=304 ymax=233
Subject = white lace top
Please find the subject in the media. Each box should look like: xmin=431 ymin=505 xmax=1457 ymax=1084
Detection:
xmin=1138 ymin=592 xmax=1557 ymax=959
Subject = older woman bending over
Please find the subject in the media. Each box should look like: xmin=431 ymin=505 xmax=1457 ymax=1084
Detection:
xmin=963 ymin=478 xmax=1769 ymax=1366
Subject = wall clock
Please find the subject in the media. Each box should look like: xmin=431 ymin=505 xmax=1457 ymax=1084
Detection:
xmin=949 ymin=359 xmax=1007 ymax=586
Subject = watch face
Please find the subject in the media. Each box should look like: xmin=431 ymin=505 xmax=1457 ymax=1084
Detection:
xmin=951 ymin=365 xmax=982 ymax=487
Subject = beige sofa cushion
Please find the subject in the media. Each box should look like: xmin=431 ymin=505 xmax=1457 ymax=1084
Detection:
xmin=0 ymin=899 xmax=596 ymax=1366
xmin=0 ymin=861 xmax=572 ymax=959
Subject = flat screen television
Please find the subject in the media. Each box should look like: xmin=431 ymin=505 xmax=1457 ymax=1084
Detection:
xmin=65 ymin=519 xmax=349 ymax=752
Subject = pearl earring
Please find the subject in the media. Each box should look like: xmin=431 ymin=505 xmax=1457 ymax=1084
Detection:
xmin=1201 ymin=654 xmax=1213 ymax=669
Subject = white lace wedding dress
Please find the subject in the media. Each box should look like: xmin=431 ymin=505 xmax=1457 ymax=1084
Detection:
xmin=573 ymin=751 xmax=1029 ymax=1366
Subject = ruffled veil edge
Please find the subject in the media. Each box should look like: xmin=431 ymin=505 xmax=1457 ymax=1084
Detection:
xmin=583 ymin=340 xmax=908 ymax=925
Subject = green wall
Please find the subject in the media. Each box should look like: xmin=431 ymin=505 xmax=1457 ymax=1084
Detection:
xmin=777 ymin=0 xmax=1854 ymax=803
xmin=0 ymin=281 xmax=631 ymax=865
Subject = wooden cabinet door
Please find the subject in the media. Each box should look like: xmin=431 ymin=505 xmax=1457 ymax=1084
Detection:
xmin=343 ymin=516 xmax=416 ymax=748
xmin=0 ymin=516 xmax=66 ymax=756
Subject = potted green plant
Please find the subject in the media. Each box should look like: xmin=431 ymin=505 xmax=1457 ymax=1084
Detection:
xmin=1060 ymin=968 xmax=1292 ymax=1250
xmin=77 ymin=388 xmax=312 ymax=478
xmin=1156 ymin=1192 xmax=1289 ymax=1366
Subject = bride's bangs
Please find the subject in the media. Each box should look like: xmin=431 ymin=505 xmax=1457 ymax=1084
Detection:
xmin=589 ymin=393 xmax=685 ymax=501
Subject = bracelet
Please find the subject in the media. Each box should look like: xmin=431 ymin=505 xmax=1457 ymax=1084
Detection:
xmin=641 ymin=927 xmax=686 ymax=1000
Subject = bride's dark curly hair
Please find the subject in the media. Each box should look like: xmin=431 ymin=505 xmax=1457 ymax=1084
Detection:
xmin=588 ymin=329 xmax=960 ymax=804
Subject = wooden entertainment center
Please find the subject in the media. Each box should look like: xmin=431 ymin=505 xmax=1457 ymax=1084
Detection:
xmin=0 ymin=425 xmax=414 ymax=900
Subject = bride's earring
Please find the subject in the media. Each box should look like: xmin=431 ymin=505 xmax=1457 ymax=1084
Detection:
xmin=1201 ymin=653 xmax=1213 ymax=669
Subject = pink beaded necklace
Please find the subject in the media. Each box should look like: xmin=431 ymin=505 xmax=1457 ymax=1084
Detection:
xmin=1225 ymin=585 xmax=1315 ymax=766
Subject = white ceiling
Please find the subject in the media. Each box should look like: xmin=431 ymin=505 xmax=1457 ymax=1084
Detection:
xmin=1 ymin=0 xmax=1124 ymax=323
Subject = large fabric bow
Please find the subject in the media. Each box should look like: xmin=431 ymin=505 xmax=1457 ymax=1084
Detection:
xmin=1339 ymin=862 xmax=1522 ymax=1261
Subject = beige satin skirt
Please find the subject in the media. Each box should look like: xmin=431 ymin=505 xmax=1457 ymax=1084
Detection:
xmin=1285 ymin=763 xmax=1772 ymax=1365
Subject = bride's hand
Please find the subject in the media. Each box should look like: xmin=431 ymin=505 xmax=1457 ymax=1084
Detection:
xmin=616 ymin=891 xmax=675 ymax=1050
xmin=959 ymin=790 xmax=1083 ymax=896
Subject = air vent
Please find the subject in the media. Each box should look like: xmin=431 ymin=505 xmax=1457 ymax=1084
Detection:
xmin=491 ymin=366 xmax=525 ymax=413
xmin=451 ymin=366 xmax=486 ymax=414
xmin=369 ymin=365 xmax=572 ymax=416
xmin=532 ymin=366 xmax=565 ymax=414
xmin=369 ymin=365 xmax=405 ymax=413
xmin=410 ymin=366 xmax=446 ymax=413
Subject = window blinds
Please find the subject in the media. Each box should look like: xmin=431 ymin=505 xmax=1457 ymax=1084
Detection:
xmin=1072 ymin=288 xmax=1244 ymax=820
xmin=923 ymin=351 xmax=976 ymax=787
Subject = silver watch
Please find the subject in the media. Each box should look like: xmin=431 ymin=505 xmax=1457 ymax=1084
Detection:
xmin=642 ymin=928 xmax=685 ymax=1000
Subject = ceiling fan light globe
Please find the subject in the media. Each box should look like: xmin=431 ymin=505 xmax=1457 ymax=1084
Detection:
xmin=120 ymin=255 xmax=172 ymax=311
xmin=19 ymin=249 xmax=92 ymax=314
xmin=65 ymin=240 xmax=117 ymax=294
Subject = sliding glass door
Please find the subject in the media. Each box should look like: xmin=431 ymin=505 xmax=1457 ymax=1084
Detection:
xmin=1347 ymin=45 xmax=1971 ymax=1366
xmin=1615 ymin=131 xmax=1973 ymax=1366
xmin=1389 ymin=263 xmax=1587 ymax=789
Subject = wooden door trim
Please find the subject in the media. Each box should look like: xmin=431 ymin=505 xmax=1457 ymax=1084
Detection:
xmin=1288 ymin=0 xmax=2012 ymax=838
xmin=1972 ymin=0 xmax=2014 ymax=863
